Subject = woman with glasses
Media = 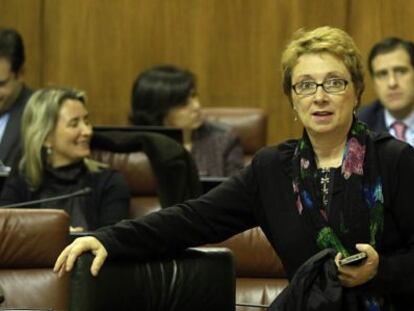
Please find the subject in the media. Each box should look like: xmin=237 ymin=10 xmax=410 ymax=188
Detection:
xmin=55 ymin=27 xmax=414 ymax=310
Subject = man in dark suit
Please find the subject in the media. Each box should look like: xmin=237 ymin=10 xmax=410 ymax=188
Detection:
xmin=0 ymin=28 xmax=32 ymax=169
xmin=358 ymin=37 xmax=414 ymax=146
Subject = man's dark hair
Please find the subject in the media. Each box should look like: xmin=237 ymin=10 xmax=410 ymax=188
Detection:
xmin=130 ymin=65 xmax=196 ymax=126
xmin=368 ymin=37 xmax=414 ymax=76
xmin=0 ymin=27 xmax=25 ymax=74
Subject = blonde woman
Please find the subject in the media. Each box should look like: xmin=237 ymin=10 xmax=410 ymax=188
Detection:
xmin=0 ymin=87 xmax=129 ymax=231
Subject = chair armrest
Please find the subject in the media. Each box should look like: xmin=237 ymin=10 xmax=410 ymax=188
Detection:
xmin=69 ymin=247 xmax=235 ymax=311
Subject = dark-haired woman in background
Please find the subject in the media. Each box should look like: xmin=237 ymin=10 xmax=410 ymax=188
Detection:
xmin=129 ymin=65 xmax=244 ymax=177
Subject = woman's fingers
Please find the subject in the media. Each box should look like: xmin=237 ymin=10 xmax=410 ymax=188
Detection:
xmin=334 ymin=252 xmax=343 ymax=268
xmin=90 ymin=248 xmax=108 ymax=276
xmin=53 ymin=236 xmax=107 ymax=276
xmin=64 ymin=242 xmax=86 ymax=272
xmin=54 ymin=244 xmax=72 ymax=273
xmin=356 ymin=243 xmax=378 ymax=265
xmin=69 ymin=226 xmax=85 ymax=233
xmin=336 ymin=244 xmax=379 ymax=287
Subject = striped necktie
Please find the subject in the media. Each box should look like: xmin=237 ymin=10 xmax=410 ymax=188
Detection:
xmin=392 ymin=121 xmax=407 ymax=142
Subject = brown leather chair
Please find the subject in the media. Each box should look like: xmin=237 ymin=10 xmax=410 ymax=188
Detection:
xmin=0 ymin=209 xmax=70 ymax=311
xmin=0 ymin=210 xmax=236 ymax=311
xmin=202 ymin=107 xmax=268 ymax=164
xmin=91 ymin=149 xmax=161 ymax=218
xmin=208 ymin=227 xmax=288 ymax=310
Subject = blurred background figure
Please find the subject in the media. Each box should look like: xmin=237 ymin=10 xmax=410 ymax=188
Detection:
xmin=0 ymin=87 xmax=129 ymax=232
xmin=358 ymin=37 xmax=414 ymax=146
xmin=129 ymin=65 xmax=244 ymax=177
xmin=0 ymin=28 xmax=33 ymax=170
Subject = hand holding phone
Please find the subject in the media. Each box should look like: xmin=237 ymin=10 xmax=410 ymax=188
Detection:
xmin=338 ymin=252 xmax=367 ymax=266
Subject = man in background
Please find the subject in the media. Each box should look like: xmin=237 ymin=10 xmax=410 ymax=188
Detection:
xmin=0 ymin=27 xmax=32 ymax=169
xmin=358 ymin=37 xmax=414 ymax=146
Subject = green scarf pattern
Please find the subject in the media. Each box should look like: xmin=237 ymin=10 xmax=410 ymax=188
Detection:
xmin=292 ymin=120 xmax=384 ymax=257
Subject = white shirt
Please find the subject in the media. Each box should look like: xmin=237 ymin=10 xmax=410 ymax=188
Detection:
xmin=0 ymin=112 xmax=10 ymax=143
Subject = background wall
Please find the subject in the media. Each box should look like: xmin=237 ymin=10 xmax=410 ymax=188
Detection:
xmin=2 ymin=0 xmax=414 ymax=144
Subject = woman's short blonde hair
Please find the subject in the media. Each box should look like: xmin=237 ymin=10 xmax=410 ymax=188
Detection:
xmin=281 ymin=26 xmax=364 ymax=105
xmin=19 ymin=87 xmax=86 ymax=189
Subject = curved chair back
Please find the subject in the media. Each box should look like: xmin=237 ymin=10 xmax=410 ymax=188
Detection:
xmin=0 ymin=209 xmax=69 ymax=310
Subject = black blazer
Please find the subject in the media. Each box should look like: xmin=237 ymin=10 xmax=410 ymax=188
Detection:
xmin=0 ymin=85 xmax=32 ymax=168
xmin=357 ymin=100 xmax=387 ymax=133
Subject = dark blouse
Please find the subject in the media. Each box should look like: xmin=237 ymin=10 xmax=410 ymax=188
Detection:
xmin=0 ymin=160 xmax=130 ymax=230
xmin=191 ymin=121 xmax=244 ymax=177
xmin=93 ymin=133 xmax=414 ymax=308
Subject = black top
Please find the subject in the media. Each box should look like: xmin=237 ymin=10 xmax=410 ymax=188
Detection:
xmin=0 ymin=161 xmax=130 ymax=230
xmin=94 ymin=133 xmax=414 ymax=308
xmin=191 ymin=121 xmax=244 ymax=177
xmin=357 ymin=100 xmax=388 ymax=133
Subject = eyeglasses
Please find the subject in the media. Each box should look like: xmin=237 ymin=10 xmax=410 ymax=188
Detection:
xmin=292 ymin=78 xmax=349 ymax=96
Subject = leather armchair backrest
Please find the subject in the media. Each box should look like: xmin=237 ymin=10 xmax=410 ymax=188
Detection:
xmin=91 ymin=150 xmax=157 ymax=196
xmin=0 ymin=209 xmax=70 ymax=310
xmin=70 ymin=248 xmax=235 ymax=311
xmin=209 ymin=227 xmax=286 ymax=278
xmin=202 ymin=107 xmax=267 ymax=163
xmin=91 ymin=150 xmax=160 ymax=218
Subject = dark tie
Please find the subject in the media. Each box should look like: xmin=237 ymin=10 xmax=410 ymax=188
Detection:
xmin=392 ymin=121 xmax=407 ymax=142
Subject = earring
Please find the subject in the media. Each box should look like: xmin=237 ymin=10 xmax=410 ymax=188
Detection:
xmin=46 ymin=146 xmax=52 ymax=156
xmin=353 ymin=100 xmax=359 ymax=116
xmin=293 ymin=108 xmax=298 ymax=122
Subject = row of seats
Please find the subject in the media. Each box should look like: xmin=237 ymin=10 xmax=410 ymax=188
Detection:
xmin=0 ymin=107 xmax=289 ymax=310
xmin=0 ymin=209 xmax=234 ymax=310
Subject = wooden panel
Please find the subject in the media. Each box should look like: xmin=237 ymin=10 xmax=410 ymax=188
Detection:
xmin=348 ymin=0 xmax=414 ymax=107
xmin=0 ymin=0 xmax=43 ymax=88
xmin=347 ymin=0 xmax=383 ymax=107
xmin=41 ymin=0 xmax=353 ymax=144
xmin=3 ymin=0 xmax=414 ymax=144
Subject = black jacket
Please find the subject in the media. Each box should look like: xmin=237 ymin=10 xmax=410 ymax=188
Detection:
xmin=91 ymin=130 xmax=202 ymax=207
xmin=0 ymin=85 xmax=32 ymax=168
xmin=270 ymin=249 xmax=343 ymax=311
xmin=357 ymin=100 xmax=387 ymax=133
xmin=0 ymin=161 xmax=129 ymax=230
xmin=94 ymin=133 xmax=414 ymax=310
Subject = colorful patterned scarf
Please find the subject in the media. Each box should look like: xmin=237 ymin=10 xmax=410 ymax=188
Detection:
xmin=292 ymin=119 xmax=384 ymax=257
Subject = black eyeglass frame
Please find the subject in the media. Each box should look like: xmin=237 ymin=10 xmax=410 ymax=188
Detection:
xmin=291 ymin=79 xmax=349 ymax=95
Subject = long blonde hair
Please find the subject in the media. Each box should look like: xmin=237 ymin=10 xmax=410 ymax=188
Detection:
xmin=19 ymin=87 xmax=86 ymax=189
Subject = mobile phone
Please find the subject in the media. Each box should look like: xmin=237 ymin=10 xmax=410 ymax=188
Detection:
xmin=338 ymin=252 xmax=367 ymax=266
